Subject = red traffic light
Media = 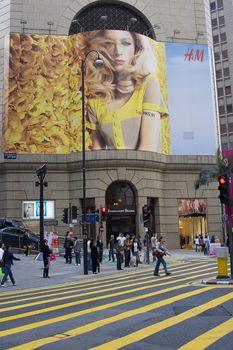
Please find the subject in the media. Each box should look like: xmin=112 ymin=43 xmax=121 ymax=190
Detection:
xmin=101 ymin=207 xmax=106 ymax=213
xmin=218 ymin=176 xmax=227 ymax=185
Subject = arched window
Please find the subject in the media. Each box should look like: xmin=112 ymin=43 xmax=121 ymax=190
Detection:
xmin=106 ymin=181 xmax=135 ymax=208
xmin=69 ymin=1 xmax=155 ymax=39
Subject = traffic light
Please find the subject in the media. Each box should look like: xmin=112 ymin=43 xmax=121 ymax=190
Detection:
xmin=61 ymin=208 xmax=68 ymax=224
xmin=142 ymin=205 xmax=151 ymax=224
xmin=218 ymin=175 xmax=229 ymax=204
xmin=101 ymin=206 xmax=107 ymax=221
xmin=96 ymin=209 xmax=100 ymax=222
xmin=71 ymin=205 xmax=78 ymax=220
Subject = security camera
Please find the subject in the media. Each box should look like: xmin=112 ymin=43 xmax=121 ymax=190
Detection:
xmin=36 ymin=164 xmax=47 ymax=176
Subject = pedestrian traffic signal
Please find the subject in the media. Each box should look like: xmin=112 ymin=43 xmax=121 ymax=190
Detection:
xmin=101 ymin=206 xmax=107 ymax=221
xmin=61 ymin=208 xmax=68 ymax=224
xmin=96 ymin=209 xmax=100 ymax=222
xmin=71 ymin=205 xmax=78 ymax=220
xmin=218 ymin=175 xmax=229 ymax=204
xmin=142 ymin=205 xmax=151 ymax=224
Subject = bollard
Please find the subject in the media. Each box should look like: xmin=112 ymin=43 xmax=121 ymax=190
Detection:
xmin=216 ymin=247 xmax=229 ymax=279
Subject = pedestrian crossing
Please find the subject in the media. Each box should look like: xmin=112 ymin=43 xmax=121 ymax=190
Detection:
xmin=0 ymin=259 xmax=232 ymax=350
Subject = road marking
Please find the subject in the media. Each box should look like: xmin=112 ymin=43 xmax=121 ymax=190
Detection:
xmin=0 ymin=261 xmax=188 ymax=300
xmin=6 ymin=287 xmax=212 ymax=349
xmin=0 ymin=269 xmax=216 ymax=336
xmin=0 ymin=262 xmax=193 ymax=306
xmin=0 ymin=264 xmax=216 ymax=314
xmin=0 ymin=265 xmax=213 ymax=313
xmin=179 ymin=318 xmax=233 ymax=349
xmin=89 ymin=291 xmax=233 ymax=350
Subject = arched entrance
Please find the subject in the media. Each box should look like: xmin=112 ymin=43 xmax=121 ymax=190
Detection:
xmin=105 ymin=181 xmax=136 ymax=242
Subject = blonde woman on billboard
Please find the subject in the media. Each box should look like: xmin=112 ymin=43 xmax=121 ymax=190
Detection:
xmin=78 ymin=30 xmax=168 ymax=152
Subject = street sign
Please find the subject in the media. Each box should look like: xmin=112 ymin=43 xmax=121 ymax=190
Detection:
xmin=44 ymin=220 xmax=58 ymax=226
xmin=81 ymin=214 xmax=96 ymax=223
xmin=4 ymin=152 xmax=17 ymax=159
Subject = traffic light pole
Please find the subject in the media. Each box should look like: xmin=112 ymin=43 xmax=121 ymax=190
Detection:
xmin=227 ymin=202 xmax=233 ymax=279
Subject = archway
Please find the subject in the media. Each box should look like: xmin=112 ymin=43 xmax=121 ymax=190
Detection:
xmin=105 ymin=181 xmax=136 ymax=242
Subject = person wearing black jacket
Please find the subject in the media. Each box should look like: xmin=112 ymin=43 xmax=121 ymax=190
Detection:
xmin=90 ymin=239 xmax=99 ymax=274
xmin=0 ymin=245 xmax=21 ymax=287
xmin=97 ymin=236 xmax=104 ymax=264
xmin=42 ymin=239 xmax=51 ymax=278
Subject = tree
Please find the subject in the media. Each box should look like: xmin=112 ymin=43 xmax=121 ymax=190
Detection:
xmin=194 ymin=146 xmax=233 ymax=279
xmin=194 ymin=147 xmax=232 ymax=190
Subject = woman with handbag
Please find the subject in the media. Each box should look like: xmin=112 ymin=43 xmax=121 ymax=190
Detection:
xmin=42 ymin=239 xmax=51 ymax=278
xmin=153 ymin=236 xmax=171 ymax=277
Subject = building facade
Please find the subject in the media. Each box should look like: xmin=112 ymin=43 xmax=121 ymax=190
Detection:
xmin=210 ymin=0 xmax=233 ymax=151
xmin=0 ymin=0 xmax=222 ymax=248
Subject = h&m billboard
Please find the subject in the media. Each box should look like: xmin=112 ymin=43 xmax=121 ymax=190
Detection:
xmin=3 ymin=31 xmax=217 ymax=155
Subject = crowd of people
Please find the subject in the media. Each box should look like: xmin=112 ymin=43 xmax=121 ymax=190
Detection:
xmin=0 ymin=232 xmax=172 ymax=286
xmin=193 ymin=234 xmax=217 ymax=255
xmin=62 ymin=231 xmax=171 ymax=276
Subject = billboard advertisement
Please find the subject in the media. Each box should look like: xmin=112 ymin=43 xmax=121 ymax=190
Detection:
xmin=22 ymin=200 xmax=55 ymax=220
xmin=178 ymin=199 xmax=207 ymax=217
xmin=3 ymin=31 xmax=217 ymax=155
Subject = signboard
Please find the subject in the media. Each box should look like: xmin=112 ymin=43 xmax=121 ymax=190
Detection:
xmin=44 ymin=220 xmax=58 ymax=226
xmin=22 ymin=200 xmax=55 ymax=220
xmin=3 ymin=32 xmax=217 ymax=156
xmin=4 ymin=152 xmax=17 ymax=159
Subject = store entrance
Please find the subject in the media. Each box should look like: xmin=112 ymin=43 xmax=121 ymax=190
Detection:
xmin=105 ymin=181 xmax=136 ymax=244
xmin=106 ymin=215 xmax=136 ymax=242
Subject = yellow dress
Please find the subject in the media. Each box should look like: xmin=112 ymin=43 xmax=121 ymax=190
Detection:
xmin=87 ymin=74 xmax=168 ymax=150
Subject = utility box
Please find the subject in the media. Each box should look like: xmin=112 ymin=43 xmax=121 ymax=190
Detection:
xmin=216 ymin=247 xmax=229 ymax=279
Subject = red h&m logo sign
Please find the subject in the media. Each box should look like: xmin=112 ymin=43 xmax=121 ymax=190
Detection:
xmin=184 ymin=48 xmax=204 ymax=62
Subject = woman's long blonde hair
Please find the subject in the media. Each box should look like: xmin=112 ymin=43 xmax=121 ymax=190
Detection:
xmin=75 ymin=30 xmax=157 ymax=101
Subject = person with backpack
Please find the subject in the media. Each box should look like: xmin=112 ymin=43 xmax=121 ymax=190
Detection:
xmin=0 ymin=245 xmax=21 ymax=287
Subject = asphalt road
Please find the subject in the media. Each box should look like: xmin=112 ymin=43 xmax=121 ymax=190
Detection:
xmin=0 ymin=252 xmax=233 ymax=349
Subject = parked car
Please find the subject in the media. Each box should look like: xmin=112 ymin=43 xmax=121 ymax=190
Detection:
xmin=0 ymin=217 xmax=25 ymax=230
xmin=0 ymin=227 xmax=39 ymax=250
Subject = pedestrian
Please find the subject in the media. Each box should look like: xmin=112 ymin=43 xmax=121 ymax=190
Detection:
xmin=87 ymin=238 xmax=92 ymax=271
xmin=204 ymin=234 xmax=210 ymax=256
xmin=64 ymin=236 xmax=74 ymax=264
xmin=116 ymin=240 xmax=124 ymax=270
xmin=23 ymin=233 xmax=30 ymax=256
xmin=194 ymin=235 xmax=200 ymax=252
xmin=0 ymin=245 xmax=21 ymax=287
xmin=0 ymin=242 xmax=5 ymax=277
xmin=74 ymin=236 xmax=81 ymax=265
xmin=97 ymin=236 xmax=104 ymax=264
xmin=151 ymin=233 xmax=157 ymax=262
xmin=116 ymin=232 xmax=125 ymax=247
xmin=108 ymin=234 xmax=115 ymax=262
xmin=42 ymin=239 xmax=51 ymax=278
xmin=90 ymin=239 xmax=99 ymax=274
xmin=0 ymin=242 xmax=5 ymax=260
xmin=210 ymin=235 xmax=215 ymax=243
xmin=153 ymin=237 xmax=171 ymax=277
xmin=131 ymin=237 xmax=140 ymax=267
xmin=63 ymin=231 xmax=69 ymax=262
xmin=124 ymin=235 xmax=131 ymax=267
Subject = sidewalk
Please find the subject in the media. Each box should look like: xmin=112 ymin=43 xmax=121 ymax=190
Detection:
xmin=0 ymin=249 xmax=220 ymax=291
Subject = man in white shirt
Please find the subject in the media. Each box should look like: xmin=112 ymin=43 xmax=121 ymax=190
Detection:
xmin=116 ymin=233 xmax=126 ymax=247
xmin=0 ymin=242 xmax=5 ymax=260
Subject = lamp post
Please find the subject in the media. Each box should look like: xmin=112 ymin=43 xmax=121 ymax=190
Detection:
xmin=81 ymin=50 xmax=104 ymax=275
xmin=35 ymin=164 xmax=48 ymax=252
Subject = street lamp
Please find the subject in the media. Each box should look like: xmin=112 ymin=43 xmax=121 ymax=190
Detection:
xmin=81 ymin=50 xmax=104 ymax=275
xmin=35 ymin=164 xmax=48 ymax=252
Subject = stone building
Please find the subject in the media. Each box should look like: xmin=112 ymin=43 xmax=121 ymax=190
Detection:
xmin=0 ymin=0 xmax=222 ymax=248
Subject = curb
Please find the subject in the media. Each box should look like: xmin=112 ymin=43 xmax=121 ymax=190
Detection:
xmin=202 ymin=279 xmax=233 ymax=285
